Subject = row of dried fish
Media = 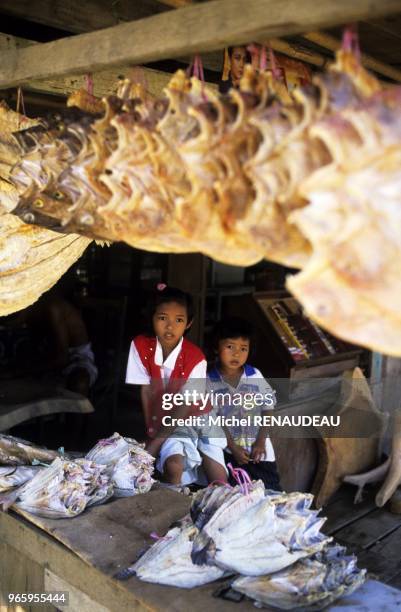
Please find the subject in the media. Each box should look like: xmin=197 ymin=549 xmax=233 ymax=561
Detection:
xmin=0 ymin=432 xmax=155 ymax=517
xmin=1 ymin=48 xmax=401 ymax=355
xmin=130 ymin=483 xmax=365 ymax=608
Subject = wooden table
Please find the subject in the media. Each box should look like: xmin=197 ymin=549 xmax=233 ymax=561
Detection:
xmin=1 ymin=487 xmax=401 ymax=612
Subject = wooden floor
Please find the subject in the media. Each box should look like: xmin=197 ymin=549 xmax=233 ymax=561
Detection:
xmin=323 ymin=484 xmax=401 ymax=590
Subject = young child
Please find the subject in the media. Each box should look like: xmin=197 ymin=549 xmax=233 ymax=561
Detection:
xmin=126 ymin=284 xmax=227 ymax=487
xmin=207 ymin=316 xmax=281 ymax=490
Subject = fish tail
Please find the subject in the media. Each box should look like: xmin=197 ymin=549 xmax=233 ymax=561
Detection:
xmin=191 ymin=534 xmax=216 ymax=566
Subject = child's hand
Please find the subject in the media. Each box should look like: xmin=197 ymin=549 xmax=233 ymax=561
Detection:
xmin=231 ymin=444 xmax=250 ymax=465
xmin=251 ymin=441 xmax=265 ymax=463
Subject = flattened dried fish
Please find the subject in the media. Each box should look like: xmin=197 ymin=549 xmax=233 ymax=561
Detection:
xmin=0 ymin=465 xmax=42 ymax=492
xmin=199 ymin=491 xmax=330 ymax=575
xmin=191 ymin=481 xmax=265 ymax=565
xmin=10 ymin=457 xmax=113 ymax=518
xmin=0 ymin=433 xmax=59 ymax=466
xmin=133 ymin=524 xmax=226 ymax=588
xmin=232 ymin=543 xmax=366 ymax=610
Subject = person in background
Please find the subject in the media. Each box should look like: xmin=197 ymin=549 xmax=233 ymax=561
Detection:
xmin=126 ymin=284 xmax=227 ymax=488
xmin=219 ymin=45 xmax=251 ymax=94
xmin=0 ymin=292 xmax=97 ymax=397
xmin=207 ymin=316 xmax=281 ymax=490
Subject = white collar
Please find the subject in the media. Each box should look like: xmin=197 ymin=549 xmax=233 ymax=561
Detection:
xmin=155 ymin=336 xmax=183 ymax=369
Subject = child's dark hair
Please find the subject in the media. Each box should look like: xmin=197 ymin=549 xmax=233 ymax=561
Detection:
xmin=150 ymin=285 xmax=194 ymax=322
xmin=212 ymin=316 xmax=253 ymax=346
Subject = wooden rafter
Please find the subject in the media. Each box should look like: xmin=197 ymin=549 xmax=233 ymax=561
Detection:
xmin=0 ymin=0 xmax=400 ymax=88
xmin=302 ymin=31 xmax=401 ymax=82
xmin=0 ymin=34 xmax=218 ymax=98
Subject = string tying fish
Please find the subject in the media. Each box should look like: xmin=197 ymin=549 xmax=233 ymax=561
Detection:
xmin=150 ymin=531 xmax=172 ymax=541
xmin=227 ymin=463 xmax=252 ymax=496
xmin=84 ymin=73 xmax=94 ymax=96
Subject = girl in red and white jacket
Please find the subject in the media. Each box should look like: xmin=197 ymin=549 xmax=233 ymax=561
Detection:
xmin=126 ymin=284 xmax=227 ymax=487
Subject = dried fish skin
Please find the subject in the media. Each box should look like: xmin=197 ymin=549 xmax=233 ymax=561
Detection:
xmin=0 ymin=466 xmax=42 ymax=492
xmin=13 ymin=457 xmax=113 ymax=518
xmin=133 ymin=525 xmax=226 ymax=588
xmin=86 ymin=432 xmax=130 ymax=470
xmin=0 ymin=212 xmax=91 ymax=316
xmin=207 ymin=492 xmax=330 ymax=576
xmin=86 ymin=433 xmax=155 ymax=496
xmin=191 ymin=481 xmax=265 ymax=565
xmin=288 ymin=147 xmax=401 ymax=356
xmin=232 ymin=543 xmax=366 ymax=610
xmin=0 ymin=434 xmax=59 ymax=466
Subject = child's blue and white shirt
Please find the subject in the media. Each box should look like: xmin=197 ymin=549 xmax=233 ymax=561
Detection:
xmin=207 ymin=364 xmax=276 ymax=461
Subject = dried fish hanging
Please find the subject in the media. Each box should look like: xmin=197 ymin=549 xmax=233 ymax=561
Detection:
xmin=0 ymin=100 xmax=91 ymax=316
xmin=4 ymin=40 xmax=401 ymax=355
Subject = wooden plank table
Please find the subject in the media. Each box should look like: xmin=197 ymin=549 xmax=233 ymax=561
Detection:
xmin=1 ymin=486 xmax=401 ymax=611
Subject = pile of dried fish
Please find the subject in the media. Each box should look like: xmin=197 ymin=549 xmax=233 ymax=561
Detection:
xmin=129 ymin=483 xmax=362 ymax=602
xmin=86 ymin=432 xmax=155 ymax=496
xmin=0 ymin=465 xmax=42 ymax=492
xmin=2 ymin=457 xmax=112 ymax=518
xmin=191 ymin=487 xmax=330 ymax=574
xmin=232 ymin=543 xmax=366 ymax=610
xmin=0 ymin=433 xmax=60 ymax=466
xmin=1 ymin=45 xmax=400 ymax=354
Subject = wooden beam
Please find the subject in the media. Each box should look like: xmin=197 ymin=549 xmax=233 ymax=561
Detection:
xmin=0 ymin=0 xmax=400 ymax=88
xmin=302 ymin=30 xmax=401 ymax=82
xmin=270 ymin=38 xmax=327 ymax=67
xmin=0 ymin=0 xmax=167 ymax=33
xmin=0 ymin=34 xmax=175 ymax=98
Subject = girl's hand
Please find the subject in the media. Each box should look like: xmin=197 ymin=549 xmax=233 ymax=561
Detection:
xmin=231 ymin=444 xmax=250 ymax=465
xmin=251 ymin=441 xmax=265 ymax=463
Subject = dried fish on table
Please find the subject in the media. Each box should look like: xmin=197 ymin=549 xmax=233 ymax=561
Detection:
xmin=4 ymin=457 xmax=113 ymax=518
xmin=132 ymin=524 xmax=226 ymax=588
xmin=0 ymin=433 xmax=60 ymax=466
xmin=232 ymin=543 xmax=366 ymax=610
xmin=0 ymin=465 xmax=42 ymax=492
xmin=191 ymin=481 xmax=265 ymax=564
xmin=194 ymin=490 xmax=330 ymax=575
xmin=86 ymin=432 xmax=155 ymax=496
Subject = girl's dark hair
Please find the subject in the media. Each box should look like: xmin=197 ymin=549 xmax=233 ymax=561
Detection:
xmin=150 ymin=286 xmax=194 ymax=323
xmin=212 ymin=316 xmax=253 ymax=346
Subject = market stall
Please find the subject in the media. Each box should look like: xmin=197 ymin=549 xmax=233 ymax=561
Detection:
xmin=1 ymin=0 xmax=401 ymax=609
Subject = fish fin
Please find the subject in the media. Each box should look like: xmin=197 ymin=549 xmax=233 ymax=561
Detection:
xmin=113 ymin=566 xmax=136 ymax=581
xmin=191 ymin=534 xmax=216 ymax=566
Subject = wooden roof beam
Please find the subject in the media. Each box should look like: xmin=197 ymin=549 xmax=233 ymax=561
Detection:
xmin=0 ymin=0 xmax=400 ymax=89
xmin=0 ymin=34 xmax=177 ymax=98
xmin=302 ymin=31 xmax=401 ymax=82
